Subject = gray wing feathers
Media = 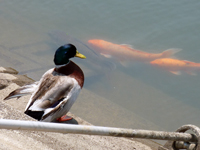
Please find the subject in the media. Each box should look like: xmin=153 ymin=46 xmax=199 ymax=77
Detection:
xmin=4 ymin=82 xmax=39 ymax=100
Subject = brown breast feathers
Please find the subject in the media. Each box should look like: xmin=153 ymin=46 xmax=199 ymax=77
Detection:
xmin=54 ymin=61 xmax=84 ymax=88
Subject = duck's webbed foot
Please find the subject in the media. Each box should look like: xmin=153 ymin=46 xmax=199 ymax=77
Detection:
xmin=57 ymin=115 xmax=73 ymax=122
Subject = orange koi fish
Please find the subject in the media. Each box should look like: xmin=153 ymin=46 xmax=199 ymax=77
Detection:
xmin=150 ymin=58 xmax=200 ymax=75
xmin=88 ymin=39 xmax=180 ymax=63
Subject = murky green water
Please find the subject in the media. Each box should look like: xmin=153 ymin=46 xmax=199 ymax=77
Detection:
xmin=0 ymin=0 xmax=200 ymax=133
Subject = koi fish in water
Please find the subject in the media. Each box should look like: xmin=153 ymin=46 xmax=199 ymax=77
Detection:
xmin=150 ymin=58 xmax=200 ymax=75
xmin=88 ymin=39 xmax=181 ymax=64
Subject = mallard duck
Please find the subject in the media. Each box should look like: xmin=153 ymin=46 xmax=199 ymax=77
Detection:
xmin=4 ymin=44 xmax=86 ymax=122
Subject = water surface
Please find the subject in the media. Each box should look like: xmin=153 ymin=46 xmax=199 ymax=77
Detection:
xmin=0 ymin=1 xmax=200 ymax=133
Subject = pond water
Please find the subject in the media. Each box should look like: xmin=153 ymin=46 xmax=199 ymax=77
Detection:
xmin=0 ymin=0 xmax=200 ymax=134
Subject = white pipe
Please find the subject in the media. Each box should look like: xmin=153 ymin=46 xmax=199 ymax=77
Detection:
xmin=0 ymin=119 xmax=197 ymax=142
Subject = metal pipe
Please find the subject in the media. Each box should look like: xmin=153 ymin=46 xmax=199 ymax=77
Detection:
xmin=0 ymin=119 xmax=197 ymax=142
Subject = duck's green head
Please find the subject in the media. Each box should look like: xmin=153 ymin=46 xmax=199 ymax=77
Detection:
xmin=54 ymin=44 xmax=86 ymax=65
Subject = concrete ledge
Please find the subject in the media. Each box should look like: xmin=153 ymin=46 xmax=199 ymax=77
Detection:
xmin=0 ymin=66 xmax=160 ymax=150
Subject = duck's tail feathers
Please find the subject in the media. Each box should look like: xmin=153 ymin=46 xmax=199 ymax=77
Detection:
xmin=162 ymin=48 xmax=182 ymax=58
xmin=4 ymin=82 xmax=39 ymax=100
xmin=24 ymin=110 xmax=44 ymax=121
